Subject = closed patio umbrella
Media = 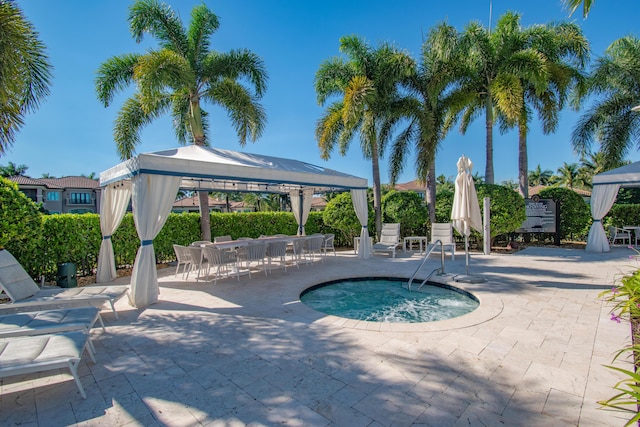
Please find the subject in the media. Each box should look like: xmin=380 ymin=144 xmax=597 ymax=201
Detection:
xmin=451 ymin=155 xmax=484 ymax=282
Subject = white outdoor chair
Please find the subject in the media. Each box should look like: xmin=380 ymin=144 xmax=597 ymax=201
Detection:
xmin=289 ymin=238 xmax=307 ymax=269
xmin=266 ymin=240 xmax=288 ymax=273
xmin=428 ymin=223 xmax=455 ymax=260
xmin=0 ymin=249 xmax=129 ymax=319
xmin=244 ymin=241 xmax=267 ymax=278
xmin=322 ymin=234 xmax=336 ymax=257
xmin=173 ymin=244 xmax=193 ymax=278
xmin=372 ymin=223 xmax=402 ymax=258
xmin=185 ymin=246 xmax=205 ymax=280
xmin=609 ymin=226 xmax=632 ymax=246
xmin=202 ymin=245 xmax=239 ymax=284
xmin=304 ymin=234 xmax=325 ymax=263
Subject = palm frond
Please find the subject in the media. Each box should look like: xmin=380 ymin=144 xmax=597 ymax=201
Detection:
xmin=206 ymin=79 xmax=266 ymax=145
xmin=128 ymin=0 xmax=189 ymax=56
xmin=113 ymin=94 xmax=170 ymax=160
xmin=202 ymin=49 xmax=268 ymax=97
xmin=95 ymin=54 xmax=142 ymax=106
xmin=187 ymin=4 xmax=219 ymax=67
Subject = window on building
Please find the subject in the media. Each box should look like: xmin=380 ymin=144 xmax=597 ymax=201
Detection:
xmin=70 ymin=192 xmax=91 ymax=204
xmin=46 ymin=192 xmax=60 ymax=201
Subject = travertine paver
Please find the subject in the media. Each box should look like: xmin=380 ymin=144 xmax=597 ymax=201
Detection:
xmin=0 ymin=246 xmax=635 ymax=426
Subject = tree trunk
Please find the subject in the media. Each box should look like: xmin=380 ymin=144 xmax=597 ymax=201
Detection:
xmin=484 ymin=96 xmax=494 ymax=184
xmin=189 ymin=97 xmax=210 ymax=240
xmin=426 ymin=162 xmax=436 ymax=224
xmin=371 ymin=141 xmax=382 ymax=241
xmin=197 ymin=191 xmax=211 ymax=242
xmin=518 ymin=117 xmax=529 ymax=199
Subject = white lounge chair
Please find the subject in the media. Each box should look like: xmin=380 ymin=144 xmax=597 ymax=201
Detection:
xmin=0 ymin=306 xmax=104 ymax=337
xmin=373 ymin=223 xmax=402 ymax=258
xmin=428 ymin=223 xmax=455 ymax=260
xmin=0 ymin=249 xmax=129 ymax=319
xmin=0 ymin=330 xmax=94 ymax=398
xmin=0 ymin=306 xmax=104 ymax=356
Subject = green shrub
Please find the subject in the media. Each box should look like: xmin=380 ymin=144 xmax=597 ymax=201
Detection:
xmin=0 ymin=177 xmax=43 ymax=276
xmin=323 ymin=192 xmax=372 ymax=245
xmin=538 ymin=187 xmax=591 ymax=240
xmin=607 ymin=204 xmax=640 ymax=230
xmin=381 ymin=190 xmax=428 ymax=237
xmin=476 ymin=184 xmax=526 ymax=243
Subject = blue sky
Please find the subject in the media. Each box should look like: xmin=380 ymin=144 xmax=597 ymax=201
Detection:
xmin=4 ymin=0 xmax=640 ymax=185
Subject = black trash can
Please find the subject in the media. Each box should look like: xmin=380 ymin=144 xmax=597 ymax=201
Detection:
xmin=57 ymin=263 xmax=77 ymax=288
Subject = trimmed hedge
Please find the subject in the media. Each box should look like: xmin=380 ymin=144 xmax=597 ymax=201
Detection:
xmin=4 ymin=210 xmax=346 ymax=281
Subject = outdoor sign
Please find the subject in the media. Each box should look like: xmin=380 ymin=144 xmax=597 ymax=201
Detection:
xmin=517 ymin=196 xmax=557 ymax=233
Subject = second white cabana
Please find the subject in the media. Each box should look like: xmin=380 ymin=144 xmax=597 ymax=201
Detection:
xmin=586 ymin=160 xmax=640 ymax=252
xmin=97 ymin=145 xmax=370 ymax=307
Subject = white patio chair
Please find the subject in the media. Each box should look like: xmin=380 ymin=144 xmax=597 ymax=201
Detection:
xmin=304 ymin=234 xmax=325 ymax=263
xmin=322 ymin=234 xmax=336 ymax=257
xmin=202 ymin=245 xmax=239 ymax=284
xmin=173 ymin=244 xmax=193 ymax=278
xmin=266 ymin=240 xmax=288 ymax=273
xmin=372 ymin=223 xmax=402 ymax=258
xmin=244 ymin=241 xmax=267 ymax=278
xmin=428 ymin=223 xmax=455 ymax=260
xmin=609 ymin=226 xmax=632 ymax=246
xmin=185 ymin=246 xmax=205 ymax=279
xmin=289 ymin=238 xmax=307 ymax=269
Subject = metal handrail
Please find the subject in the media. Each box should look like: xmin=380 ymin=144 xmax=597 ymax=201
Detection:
xmin=407 ymin=239 xmax=445 ymax=292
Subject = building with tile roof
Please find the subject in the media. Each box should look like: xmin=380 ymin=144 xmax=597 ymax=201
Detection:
xmin=7 ymin=176 xmax=101 ymax=214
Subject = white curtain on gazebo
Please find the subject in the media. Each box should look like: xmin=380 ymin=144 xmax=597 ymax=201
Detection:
xmin=351 ymin=189 xmax=371 ymax=259
xmin=129 ymin=174 xmax=181 ymax=307
xmin=96 ymin=183 xmax=132 ymax=283
xmin=586 ymin=183 xmax=621 ymax=252
xmin=290 ymin=189 xmax=314 ymax=235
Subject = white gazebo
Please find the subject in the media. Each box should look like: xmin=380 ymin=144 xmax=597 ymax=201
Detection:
xmin=586 ymin=160 xmax=640 ymax=252
xmin=96 ymin=145 xmax=371 ymax=306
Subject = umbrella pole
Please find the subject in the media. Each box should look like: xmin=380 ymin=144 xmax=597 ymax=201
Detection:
xmin=465 ymin=234 xmax=469 ymax=275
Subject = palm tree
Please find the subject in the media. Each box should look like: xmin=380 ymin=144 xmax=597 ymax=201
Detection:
xmin=497 ymin=19 xmax=589 ymax=197
xmin=389 ymin=23 xmax=465 ymax=223
xmin=556 ymin=162 xmax=580 ymax=188
xmin=0 ymin=0 xmax=52 ymax=155
xmin=577 ymin=150 xmax=623 ymax=189
xmin=95 ymin=0 xmax=268 ymax=241
xmin=572 ymin=36 xmax=640 ymax=169
xmin=0 ymin=162 xmax=28 ymax=177
xmin=315 ymin=35 xmax=414 ymax=237
xmin=448 ymin=12 xmax=539 ymax=184
xmin=501 ymin=179 xmax=518 ymax=190
xmin=563 ymin=0 xmax=595 ymax=18
xmin=528 ymin=164 xmax=554 ymax=186
xmin=435 ymin=174 xmax=455 ymax=192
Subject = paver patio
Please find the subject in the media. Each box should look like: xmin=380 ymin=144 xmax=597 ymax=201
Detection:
xmin=0 ymin=246 xmax=635 ymax=426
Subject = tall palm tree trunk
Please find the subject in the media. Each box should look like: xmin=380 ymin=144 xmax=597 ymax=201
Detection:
xmin=371 ymin=151 xmax=383 ymax=241
xmin=190 ymin=98 xmax=211 ymax=241
xmin=518 ymin=120 xmax=529 ymax=199
xmin=426 ymin=162 xmax=436 ymax=224
xmin=484 ymin=96 xmax=495 ymax=184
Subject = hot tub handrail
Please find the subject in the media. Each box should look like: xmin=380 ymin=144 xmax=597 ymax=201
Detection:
xmin=408 ymin=239 xmax=445 ymax=292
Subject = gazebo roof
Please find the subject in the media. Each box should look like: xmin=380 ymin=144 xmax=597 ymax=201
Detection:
xmin=100 ymin=145 xmax=368 ymax=193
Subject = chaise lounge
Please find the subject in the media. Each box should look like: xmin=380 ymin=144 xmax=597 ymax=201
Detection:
xmin=0 ymin=330 xmax=94 ymax=398
xmin=372 ymin=223 xmax=402 ymax=258
xmin=0 ymin=249 xmax=129 ymax=319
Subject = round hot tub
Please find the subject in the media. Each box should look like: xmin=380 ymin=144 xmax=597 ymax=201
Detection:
xmin=300 ymin=277 xmax=479 ymax=323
